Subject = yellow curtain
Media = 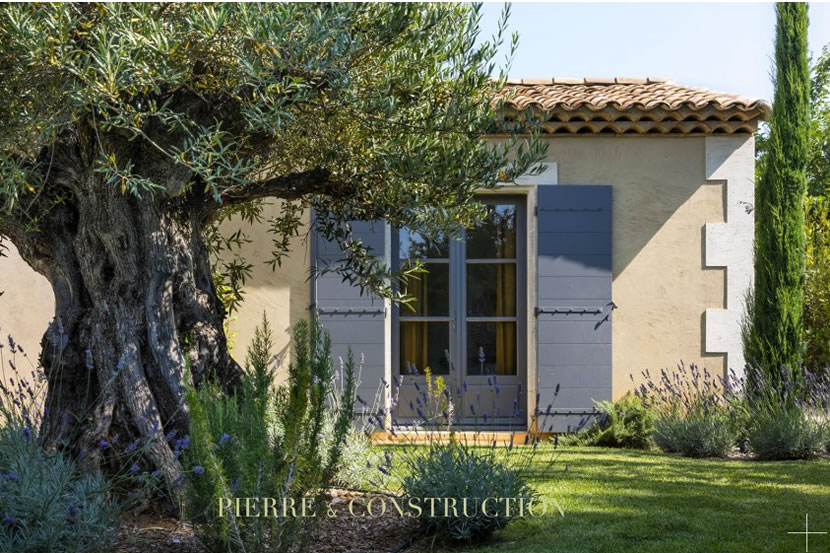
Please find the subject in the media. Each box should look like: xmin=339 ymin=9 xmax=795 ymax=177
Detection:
xmin=401 ymin=269 xmax=428 ymax=372
xmin=495 ymin=218 xmax=516 ymax=375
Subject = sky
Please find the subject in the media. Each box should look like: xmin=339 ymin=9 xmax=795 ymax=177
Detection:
xmin=479 ymin=2 xmax=830 ymax=103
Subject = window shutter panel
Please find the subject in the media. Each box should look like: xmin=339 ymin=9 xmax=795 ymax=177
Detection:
xmin=536 ymin=185 xmax=612 ymax=432
xmin=312 ymin=218 xmax=388 ymax=414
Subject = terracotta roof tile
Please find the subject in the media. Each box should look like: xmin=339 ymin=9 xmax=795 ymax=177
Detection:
xmin=499 ymin=77 xmax=769 ymax=115
xmin=496 ymin=78 xmax=769 ymax=135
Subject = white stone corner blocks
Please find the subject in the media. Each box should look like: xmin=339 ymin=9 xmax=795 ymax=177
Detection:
xmin=703 ymin=136 xmax=755 ymax=377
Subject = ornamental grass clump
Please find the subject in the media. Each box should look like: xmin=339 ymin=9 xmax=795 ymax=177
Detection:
xmin=744 ymin=366 xmax=830 ymax=460
xmin=635 ymin=363 xmax=742 ymax=458
xmin=181 ymin=315 xmax=356 ymax=553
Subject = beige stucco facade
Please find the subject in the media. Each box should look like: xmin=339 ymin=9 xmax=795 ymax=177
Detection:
xmin=538 ymin=136 xmax=731 ymax=397
xmin=0 ymin=134 xmax=754 ymax=405
xmin=218 ymin=202 xmax=312 ymax=369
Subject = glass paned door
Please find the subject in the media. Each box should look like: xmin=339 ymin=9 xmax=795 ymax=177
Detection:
xmin=461 ymin=201 xmax=524 ymax=422
xmin=394 ymin=198 xmax=525 ymax=426
xmin=398 ymin=229 xmax=452 ymax=376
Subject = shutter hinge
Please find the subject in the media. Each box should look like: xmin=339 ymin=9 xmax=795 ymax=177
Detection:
xmin=316 ymin=307 xmax=385 ymax=316
xmin=535 ymin=307 xmax=604 ymax=316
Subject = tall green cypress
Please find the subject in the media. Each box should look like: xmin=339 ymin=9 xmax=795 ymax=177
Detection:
xmin=745 ymin=3 xmax=810 ymax=380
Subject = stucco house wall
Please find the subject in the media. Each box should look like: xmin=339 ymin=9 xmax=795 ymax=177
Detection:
xmin=0 ymin=134 xmax=753 ymax=402
xmin=0 ymin=78 xmax=764 ymax=426
xmin=537 ymin=135 xmax=748 ymax=398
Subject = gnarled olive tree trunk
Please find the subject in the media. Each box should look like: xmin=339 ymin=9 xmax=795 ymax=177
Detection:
xmin=7 ymin=141 xmax=243 ymax=491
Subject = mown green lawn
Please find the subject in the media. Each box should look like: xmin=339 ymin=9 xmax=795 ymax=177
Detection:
xmin=463 ymin=447 xmax=830 ymax=553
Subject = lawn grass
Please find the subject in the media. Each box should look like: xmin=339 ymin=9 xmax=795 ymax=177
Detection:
xmin=458 ymin=446 xmax=830 ymax=553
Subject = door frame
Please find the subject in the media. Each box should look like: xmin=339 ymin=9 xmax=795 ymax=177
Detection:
xmin=391 ymin=195 xmax=528 ymax=428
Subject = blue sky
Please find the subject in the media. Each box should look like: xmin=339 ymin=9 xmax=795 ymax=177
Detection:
xmin=479 ymin=2 xmax=830 ymax=103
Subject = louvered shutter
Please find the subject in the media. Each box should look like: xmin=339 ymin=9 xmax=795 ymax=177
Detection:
xmin=536 ymin=185 xmax=613 ymax=432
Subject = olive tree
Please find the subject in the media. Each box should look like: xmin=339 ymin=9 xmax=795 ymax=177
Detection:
xmin=0 ymin=3 xmax=543 ymax=484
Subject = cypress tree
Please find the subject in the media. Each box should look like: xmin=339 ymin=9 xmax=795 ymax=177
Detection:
xmin=745 ymin=3 xmax=810 ymax=381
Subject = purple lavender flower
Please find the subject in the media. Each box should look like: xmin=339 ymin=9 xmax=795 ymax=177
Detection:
xmin=21 ymin=427 xmax=31 ymax=440
xmin=478 ymin=346 xmax=485 ymax=364
xmin=124 ymin=442 xmax=137 ymax=453
xmin=192 ymin=465 xmax=205 ymax=475
xmin=165 ymin=429 xmax=177 ymax=441
xmin=98 ymin=439 xmax=110 ymax=449
xmin=219 ymin=433 xmax=230 ymax=446
xmin=129 ymin=463 xmax=140 ymax=474
xmin=2 ymin=515 xmax=16 ymax=524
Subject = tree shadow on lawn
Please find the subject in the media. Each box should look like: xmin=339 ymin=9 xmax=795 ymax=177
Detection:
xmin=463 ymin=447 xmax=830 ymax=553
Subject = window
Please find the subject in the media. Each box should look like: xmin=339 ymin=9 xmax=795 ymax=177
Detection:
xmin=465 ymin=203 xmax=518 ymax=376
xmin=398 ymin=229 xmax=452 ymax=375
xmin=394 ymin=198 xmax=526 ymax=418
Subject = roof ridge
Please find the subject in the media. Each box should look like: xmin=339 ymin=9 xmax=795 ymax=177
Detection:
xmin=503 ymin=77 xmax=673 ymax=86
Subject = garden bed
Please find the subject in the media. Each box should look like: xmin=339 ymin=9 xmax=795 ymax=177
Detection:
xmin=113 ymin=446 xmax=830 ymax=553
xmin=116 ymin=490 xmax=430 ymax=553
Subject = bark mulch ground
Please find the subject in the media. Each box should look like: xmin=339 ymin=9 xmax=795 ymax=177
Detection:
xmin=115 ymin=490 xmax=440 ymax=553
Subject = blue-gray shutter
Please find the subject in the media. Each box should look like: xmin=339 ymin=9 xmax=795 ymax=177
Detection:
xmin=536 ymin=185 xmax=613 ymax=433
xmin=311 ymin=219 xmax=387 ymax=415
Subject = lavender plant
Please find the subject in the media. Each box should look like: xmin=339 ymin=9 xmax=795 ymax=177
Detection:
xmin=744 ymin=365 xmax=830 ymax=460
xmin=635 ymin=363 xmax=742 ymax=458
xmin=358 ymin=355 xmax=560 ymax=544
xmin=0 ymin=330 xmax=161 ymax=553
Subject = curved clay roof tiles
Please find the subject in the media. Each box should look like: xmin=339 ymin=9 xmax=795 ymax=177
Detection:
xmin=499 ymin=77 xmax=770 ymax=115
xmin=497 ymin=78 xmax=768 ymax=135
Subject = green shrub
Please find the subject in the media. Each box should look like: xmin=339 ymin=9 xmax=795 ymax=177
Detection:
xmin=568 ymin=393 xmax=654 ymax=449
xmin=357 ymin=368 xmax=557 ymax=545
xmin=805 ymin=196 xmax=830 ymax=370
xmin=747 ymin=407 xmax=828 ymax=460
xmin=400 ymin=441 xmax=537 ymax=544
xmin=653 ymin=410 xmax=737 ymax=458
xmin=182 ymin=315 xmax=356 ymax=553
xmin=0 ymin=332 xmax=124 ymax=553
xmin=0 ymin=425 xmax=120 ymax=553
xmin=318 ymin=353 xmax=386 ymax=490
xmin=636 ymin=364 xmax=741 ymax=458
xmin=741 ymin=366 xmax=830 ymax=460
